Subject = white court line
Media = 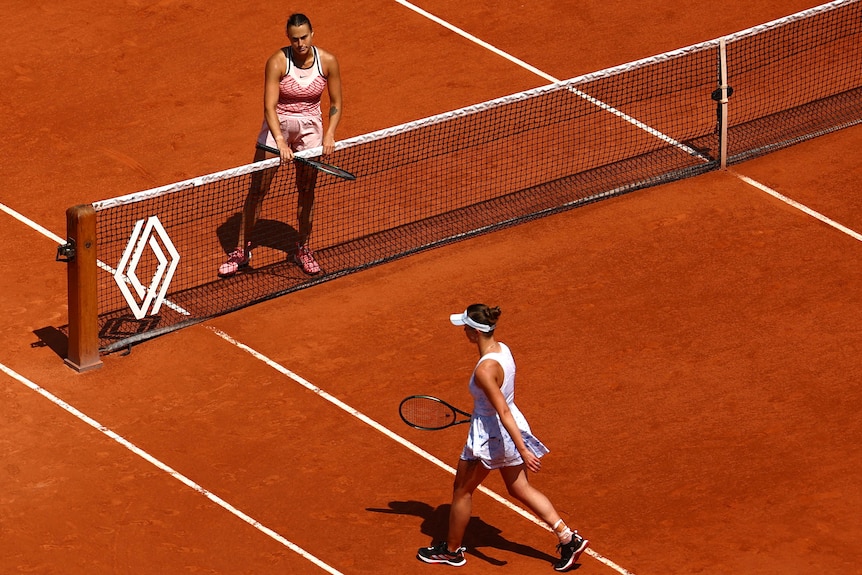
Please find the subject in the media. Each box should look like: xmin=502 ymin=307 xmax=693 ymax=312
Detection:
xmin=0 ymin=361 xmax=344 ymax=575
xmin=208 ymin=327 xmax=637 ymax=575
xmin=0 ymin=201 xmax=190 ymax=317
xmin=733 ymin=171 xmax=862 ymax=242
xmin=1 ymin=194 xmax=629 ymax=572
xmin=392 ymin=0 xmax=706 ymax=161
xmin=1 ymin=202 xmax=65 ymax=244
xmin=392 ymin=0 xmax=862 ymax=243
xmin=1 ymin=9 xmax=855 ymax=572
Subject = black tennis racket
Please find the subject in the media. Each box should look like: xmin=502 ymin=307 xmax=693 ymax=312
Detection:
xmin=256 ymin=144 xmax=356 ymax=180
xmin=399 ymin=395 xmax=472 ymax=430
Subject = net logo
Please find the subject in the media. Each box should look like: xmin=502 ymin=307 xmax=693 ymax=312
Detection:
xmin=113 ymin=216 xmax=181 ymax=320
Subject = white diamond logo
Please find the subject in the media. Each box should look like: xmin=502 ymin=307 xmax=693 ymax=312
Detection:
xmin=113 ymin=216 xmax=181 ymax=320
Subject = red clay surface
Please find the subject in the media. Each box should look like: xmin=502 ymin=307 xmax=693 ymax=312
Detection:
xmin=1 ymin=1 xmax=860 ymax=574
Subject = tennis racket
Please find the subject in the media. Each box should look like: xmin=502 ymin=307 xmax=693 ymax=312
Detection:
xmin=399 ymin=395 xmax=472 ymax=430
xmin=256 ymin=144 xmax=356 ymax=180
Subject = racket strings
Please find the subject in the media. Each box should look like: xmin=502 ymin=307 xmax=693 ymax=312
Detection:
xmin=402 ymin=398 xmax=457 ymax=428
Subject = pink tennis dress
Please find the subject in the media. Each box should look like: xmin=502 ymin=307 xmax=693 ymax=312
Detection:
xmin=257 ymin=46 xmax=326 ymax=151
xmin=460 ymin=343 xmax=550 ymax=469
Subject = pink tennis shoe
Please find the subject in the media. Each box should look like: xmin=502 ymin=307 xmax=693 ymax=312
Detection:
xmin=294 ymin=243 xmax=320 ymax=275
xmin=218 ymin=242 xmax=251 ymax=277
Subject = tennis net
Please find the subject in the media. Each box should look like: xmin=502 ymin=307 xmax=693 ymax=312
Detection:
xmin=63 ymin=0 xmax=861 ymax=364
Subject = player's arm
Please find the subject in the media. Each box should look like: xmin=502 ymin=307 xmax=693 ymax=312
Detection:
xmin=474 ymin=361 xmax=542 ymax=473
xmin=263 ymin=51 xmax=292 ymax=161
xmin=320 ymin=49 xmax=343 ymax=155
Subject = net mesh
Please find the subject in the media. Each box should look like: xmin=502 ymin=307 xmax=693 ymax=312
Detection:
xmin=725 ymin=0 xmax=862 ymax=161
xmin=86 ymin=0 xmax=861 ymax=352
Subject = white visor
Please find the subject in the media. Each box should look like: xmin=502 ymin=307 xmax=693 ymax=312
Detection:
xmin=449 ymin=311 xmax=495 ymax=333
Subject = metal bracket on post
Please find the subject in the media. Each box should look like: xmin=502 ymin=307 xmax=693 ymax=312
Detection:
xmin=56 ymin=238 xmax=76 ymax=262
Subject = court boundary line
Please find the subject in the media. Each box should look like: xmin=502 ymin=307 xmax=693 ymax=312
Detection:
xmin=0 ymin=199 xmax=624 ymax=574
xmin=0 ymin=360 xmax=345 ymax=575
xmin=393 ymin=0 xmax=706 ymax=161
xmin=391 ymin=0 xmax=862 ymax=243
xmin=2 ymin=133 xmax=859 ymax=575
xmin=0 ymin=202 xmax=191 ymax=317
xmin=206 ymin=326 xmax=636 ymax=575
xmin=0 ymin=4 xmax=857 ymax=570
xmin=731 ymin=171 xmax=862 ymax=241
xmin=0 ymin=202 xmax=65 ymax=244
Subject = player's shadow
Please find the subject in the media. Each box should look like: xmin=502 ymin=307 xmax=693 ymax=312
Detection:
xmin=216 ymin=213 xmax=299 ymax=257
xmin=366 ymin=500 xmax=564 ymax=567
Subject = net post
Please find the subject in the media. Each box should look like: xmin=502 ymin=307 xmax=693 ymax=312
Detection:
xmin=64 ymin=204 xmax=102 ymax=372
xmin=717 ymin=38 xmax=730 ymax=169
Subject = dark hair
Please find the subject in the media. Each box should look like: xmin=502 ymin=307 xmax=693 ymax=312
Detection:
xmin=466 ymin=304 xmax=501 ymax=331
xmin=286 ymin=13 xmax=313 ymax=32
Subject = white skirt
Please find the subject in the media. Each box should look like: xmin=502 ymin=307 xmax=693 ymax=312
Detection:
xmin=460 ymin=405 xmax=549 ymax=469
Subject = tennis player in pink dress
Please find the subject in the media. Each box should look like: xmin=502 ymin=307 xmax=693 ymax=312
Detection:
xmin=417 ymin=304 xmax=589 ymax=572
xmin=219 ymin=13 xmax=343 ymax=277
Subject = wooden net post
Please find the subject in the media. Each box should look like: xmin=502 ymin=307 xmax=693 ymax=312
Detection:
xmin=717 ymin=38 xmax=730 ymax=169
xmin=64 ymin=204 xmax=102 ymax=372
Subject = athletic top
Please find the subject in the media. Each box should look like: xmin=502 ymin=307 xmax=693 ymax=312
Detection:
xmin=461 ymin=343 xmax=549 ymax=468
xmin=276 ymin=46 xmax=327 ymax=117
xmin=469 ymin=343 xmax=517 ymax=416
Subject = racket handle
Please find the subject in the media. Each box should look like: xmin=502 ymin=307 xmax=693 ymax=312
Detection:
xmin=255 ymin=144 xmax=313 ymax=168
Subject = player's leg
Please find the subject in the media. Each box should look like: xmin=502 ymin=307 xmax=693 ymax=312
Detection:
xmin=293 ymin=116 xmax=323 ymax=274
xmin=498 ymin=464 xmax=560 ymax=524
xmin=448 ymin=458 xmax=490 ymax=549
xmin=416 ymin=458 xmax=489 ymax=566
xmin=295 ymin=161 xmax=318 ymax=246
xmin=498 ymin=464 xmax=588 ymax=572
xmin=242 ymin=148 xmax=278 ymax=243
xmin=219 ymin=146 xmax=277 ymax=276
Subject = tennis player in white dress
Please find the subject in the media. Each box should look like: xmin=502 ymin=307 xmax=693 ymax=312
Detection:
xmin=417 ymin=304 xmax=589 ymax=572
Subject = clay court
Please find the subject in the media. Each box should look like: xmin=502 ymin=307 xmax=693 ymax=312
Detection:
xmin=1 ymin=0 xmax=861 ymax=574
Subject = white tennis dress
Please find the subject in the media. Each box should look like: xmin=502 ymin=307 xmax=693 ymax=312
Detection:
xmin=460 ymin=343 xmax=550 ymax=469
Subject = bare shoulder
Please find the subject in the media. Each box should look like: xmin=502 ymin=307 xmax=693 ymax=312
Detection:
xmin=316 ymin=47 xmax=340 ymax=74
xmin=265 ymin=48 xmax=287 ymax=74
xmin=475 ymin=358 xmax=503 ymax=383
